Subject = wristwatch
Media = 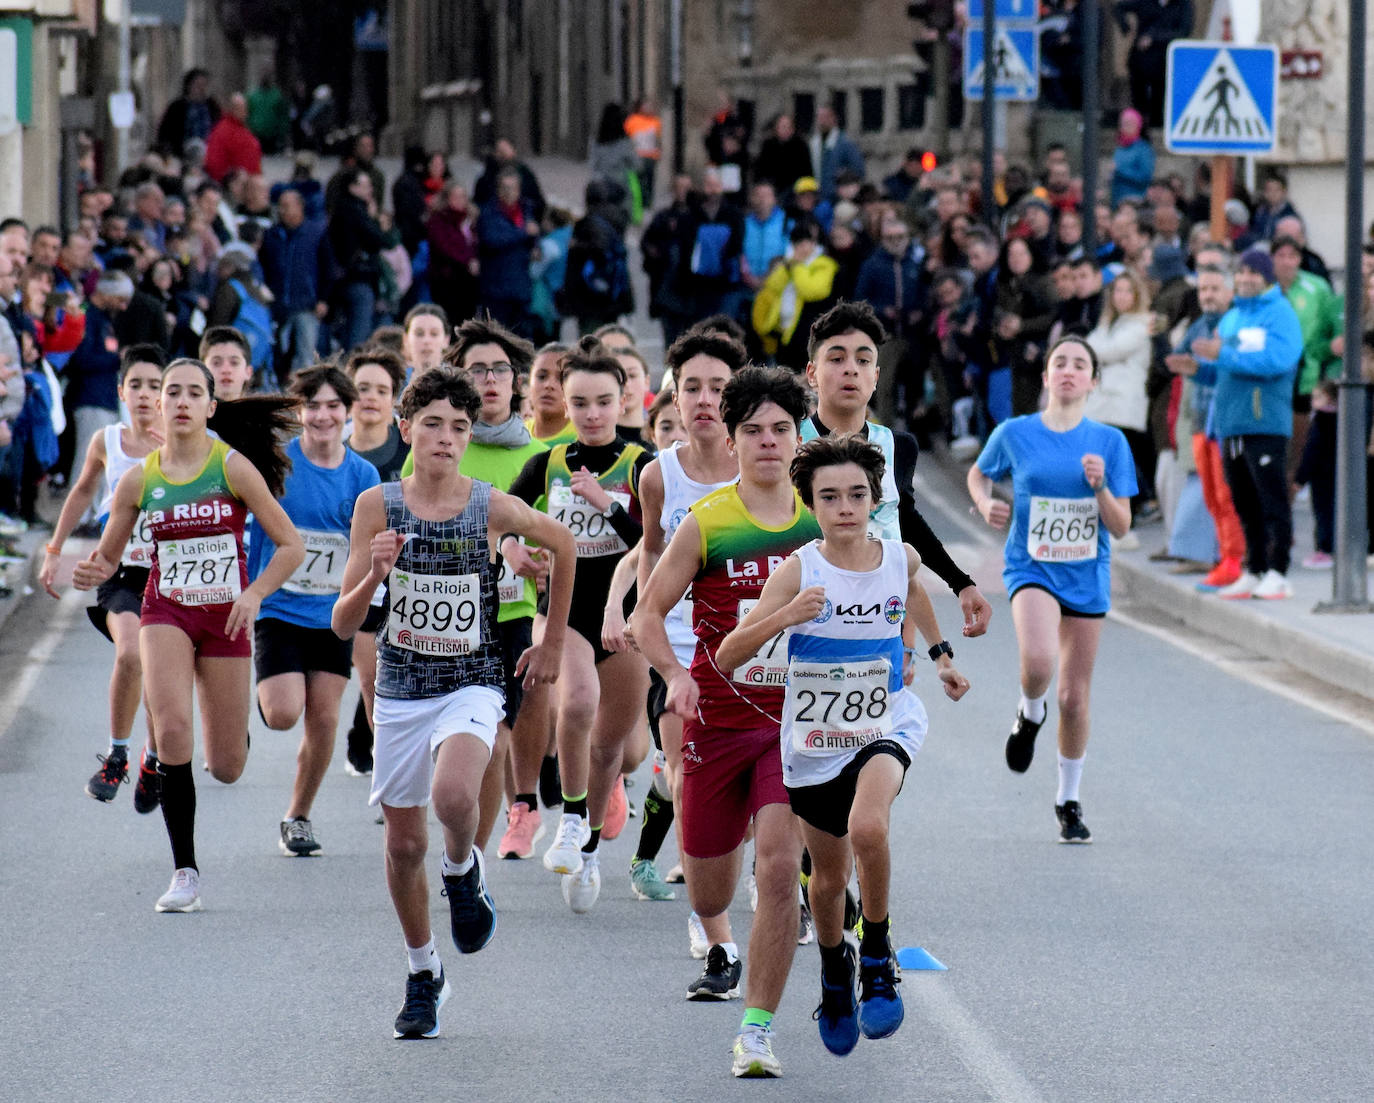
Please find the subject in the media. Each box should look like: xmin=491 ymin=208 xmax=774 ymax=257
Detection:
xmin=601 ymin=501 xmax=621 ymax=518
xmin=928 ymin=640 xmax=954 ymax=661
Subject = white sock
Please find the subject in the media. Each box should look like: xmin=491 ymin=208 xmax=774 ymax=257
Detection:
xmin=1056 ymin=753 xmax=1085 ymax=804
xmin=720 ymin=941 xmax=740 ymax=962
xmin=441 ymin=847 xmax=475 ymax=878
xmin=1019 ymin=692 xmax=1048 ymax=724
xmin=406 ymin=939 xmax=441 ymax=977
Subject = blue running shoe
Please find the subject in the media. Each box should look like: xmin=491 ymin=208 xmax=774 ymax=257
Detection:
xmin=813 ymin=940 xmax=860 ymax=1056
xmin=858 ymin=943 xmax=904 ymax=1039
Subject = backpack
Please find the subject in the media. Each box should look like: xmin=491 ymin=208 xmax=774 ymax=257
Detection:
xmin=14 ymin=370 xmax=59 ymax=472
xmin=228 ymin=279 xmax=274 ymax=372
xmin=564 ymin=215 xmax=630 ymax=316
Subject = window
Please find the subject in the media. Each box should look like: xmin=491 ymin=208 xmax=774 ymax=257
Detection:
xmin=860 ymin=87 xmax=884 ymax=133
xmin=508 ymin=0 xmax=524 ymax=51
xmin=793 ymin=92 xmax=815 ymax=134
xmin=898 ymin=83 xmax=924 ymax=130
xmin=830 ymin=90 xmax=848 ymax=131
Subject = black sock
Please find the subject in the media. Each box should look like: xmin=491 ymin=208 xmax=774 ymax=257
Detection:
xmin=582 ymin=827 xmax=601 ymax=854
xmin=633 ymin=789 xmax=675 ymax=863
xmin=819 ymin=939 xmax=850 ymax=980
xmin=347 ymin=697 xmax=372 ymax=757
xmin=859 ymin=915 xmax=890 ymax=959
xmin=564 ymin=795 xmax=588 ymax=819
xmin=801 ymin=848 xmax=813 ymax=878
xmin=514 ymin=791 xmax=538 ymax=812
xmin=159 ymin=762 xmax=198 ymax=872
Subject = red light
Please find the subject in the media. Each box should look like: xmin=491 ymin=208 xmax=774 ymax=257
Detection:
xmin=921 ymin=152 xmax=938 ymax=172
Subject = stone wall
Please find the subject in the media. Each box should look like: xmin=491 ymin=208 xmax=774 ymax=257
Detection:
xmin=1264 ymin=0 xmax=1368 ymax=165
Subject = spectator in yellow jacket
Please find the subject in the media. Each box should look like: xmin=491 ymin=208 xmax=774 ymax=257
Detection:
xmin=751 ymin=216 xmax=839 ymax=369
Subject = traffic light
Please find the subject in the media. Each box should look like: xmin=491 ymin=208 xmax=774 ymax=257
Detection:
xmin=907 ymin=0 xmax=956 ymax=33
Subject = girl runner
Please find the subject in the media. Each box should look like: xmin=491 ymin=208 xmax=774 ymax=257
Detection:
xmin=42 ymin=344 xmax=164 ymax=810
xmin=966 ymin=336 xmax=1136 ymax=842
xmin=73 ymin=358 xmax=304 ymax=912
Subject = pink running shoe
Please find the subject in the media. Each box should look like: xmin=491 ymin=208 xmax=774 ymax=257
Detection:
xmin=602 ymin=776 xmax=629 ymax=841
xmin=496 ymin=802 xmax=545 ymax=860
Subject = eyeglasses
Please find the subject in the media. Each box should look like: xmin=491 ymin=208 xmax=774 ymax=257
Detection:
xmin=468 ymin=364 xmax=514 ymax=380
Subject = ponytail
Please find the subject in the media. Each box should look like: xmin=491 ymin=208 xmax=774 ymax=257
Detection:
xmin=209 ymin=394 xmax=300 ymax=496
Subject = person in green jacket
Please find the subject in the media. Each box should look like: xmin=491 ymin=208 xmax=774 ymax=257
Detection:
xmin=1273 ymin=235 xmax=1342 ymax=481
xmin=247 ymin=73 xmax=290 ymax=155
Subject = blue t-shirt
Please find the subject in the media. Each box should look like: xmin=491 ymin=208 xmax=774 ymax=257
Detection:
xmin=976 ymin=414 xmax=1137 ymax=614
xmin=249 ymin=437 xmax=380 ymax=630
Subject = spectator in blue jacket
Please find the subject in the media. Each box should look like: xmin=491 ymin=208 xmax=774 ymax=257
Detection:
xmin=809 ymin=106 xmax=866 ymax=202
xmin=64 ymin=271 xmax=133 ymax=478
xmin=741 ymin=180 xmax=789 ymax=296
xmin=476 ymin=168 xmax=540 ymax=338
xmin=1189 ymin=248 xmax=1304 ymax=599
xmin=1110 ymin=109 xmax=1155 ymax=206
xmin=261 ymin=188 xmax=332 ymax=376
xmin=855 ymin=215 xmax=927 ymax=425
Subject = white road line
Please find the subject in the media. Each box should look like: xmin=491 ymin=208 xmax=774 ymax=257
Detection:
xmin=905 ymin=980 xmax=1050 ymax=1103
xmin=0 ymin=591 xmax=84 ymax=742
xmin=1109 ymin=605 xmax=1374 ymax=738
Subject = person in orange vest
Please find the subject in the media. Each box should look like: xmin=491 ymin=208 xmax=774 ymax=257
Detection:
xmin=625 ymin=98 xmax=663 ymax=209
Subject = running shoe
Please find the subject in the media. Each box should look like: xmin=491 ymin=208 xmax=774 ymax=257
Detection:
xmin=538 ymin=755 xmax=562 ymax=809
xmin=497 ymin=801 xmax=545 ymax=860
xmin=1216 ymin=570 xmax=1260 ymax=600
xmin=542 ymin=813 xmax=590 ymax=874
xmin=798 ymin=891 xmax=816 ymax=945
xmin=814 ymin=940 xmax=860 ymax=1056
xmin=344 ymin=747 xmax=373 ymax=776
xmin=441 ymin=847 xmax=498 ymax=953
xmin=688 ymin=911 xmax=709 ymax=959
xmin=561 ymin=851 xmax=601 ymax=914
xmin=132 ymin=751 xmax=162 ymax=814
xmin=393 ymin=968 xmax=451 ymax=1039
xmin=154 ymin=867 xmax=202 ymax=913
xmin=686 ymin=944 xmax=742 ymax=1000
xmin=858 ymin=941 xmax=904 ymax=1039
xmin=1196 ymin=555 xmax=1242 ymax=591
xmin=1301 ymin=551 xmax=1334 ymax=571
xmin=1056 ymin=800 xmax=1093 ymax=843
xmin=1005 ymin=708 xmax=1043 ymax=773
xmin=85 ymin=750 xmax=129 ymax=802
xmin=279 ymin=818 xmax=322 ymax=856
xmin=843 ymin=886 xmax=861 ymax=932
xmin=602 ymin=775 xmax=629 ymax=840
xmin=665 ymin=863 xmax=685 ymax=883
xmin=747 ymin=872 xmax=758 ymax=912
xmin=1252 ymin=569 xmax=1293 ymax=600
xmin=731 ymin=1026 xmax=782 ymax=1078
xmin=630 ymin=858 xmax=676 ymax=901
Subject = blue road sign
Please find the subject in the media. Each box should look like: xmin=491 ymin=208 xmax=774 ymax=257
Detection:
xmin=967 ymin=0 xmax=1036 ymax=20
xmin=1165 ymin=41 xmax=1278 ymax=155
xmin=964 ymin=26 xmax=1039 ymax=102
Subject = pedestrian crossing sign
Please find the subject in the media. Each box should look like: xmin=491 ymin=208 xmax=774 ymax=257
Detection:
xmin=964 ymin=25 xmax=1039 ymax=102
xmin=1165 ymin=41 xmax=1278 ymax=155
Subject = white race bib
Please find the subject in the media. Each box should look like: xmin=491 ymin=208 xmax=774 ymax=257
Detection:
xmin=731 ymin=598 xmax=791 ymax=686
xmin=282 ymin=528 xmax=350 ymax=596
xmin=548 ymin=484 xmax=631 ymax=557
xmin=1027 ymin=496 xmax=1099 ymax=562
xmin=786 ymin=659 xmax=894 ymax=754
xmin=497 ymin=553 xmax=524 ymax=605
xmin=156 ymin=533 xmax=241 ymax=606
xmin=387 ymin=569 xmax=481 ymax=655
xmin=123 ymin=511 xmax=154 ymax=568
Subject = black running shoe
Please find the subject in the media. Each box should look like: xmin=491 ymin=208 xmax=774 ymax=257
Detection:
xmin=132 ymin=751 xmax=162 ymax=814
xmin=1056 ymin=801 xmax=1093 ymax=844
xmin=539 ymin=754 xmax=562 ymax=809
xmin=279 ymin=817 xmax=322 ymax=856
xmin=441 ymin=848 xmax=497 ymax=953
xmin=1005 ymin=708 xmax=1043 ymax=773
xmin=85 ymin=751 xmax=129 ymax=802
xmin=393 ymin=968 xmax=451 ymax=1039
xmin=344 ymin=747 xmax=373 ymax=777
xmin=686 ymin=944 xmax=742 ymax=1000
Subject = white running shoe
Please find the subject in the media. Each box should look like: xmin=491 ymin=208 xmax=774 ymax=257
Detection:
xmin=155 ymin=867 xmax=202 ymax=913
xmin=542 ymin=813 xmax=590 ymax=874
xmin=1113 ymin=530 xmax=1141 ymax=551
xmin=688 ymin=911 xmax=709 ymax=959
xmin=1251 ymin=569 xmax=1293 ymax=600
xmin=747 ymin=873 xmax=758 ymax=912
xmin=561 ymin=851 xmax=601 ymax=914
xmin=1217 ymin=570 xmax=1260 ymax=600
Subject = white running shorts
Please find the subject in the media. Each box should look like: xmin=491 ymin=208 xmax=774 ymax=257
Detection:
xmin=369 ymin=685 xmax=504 ymax=808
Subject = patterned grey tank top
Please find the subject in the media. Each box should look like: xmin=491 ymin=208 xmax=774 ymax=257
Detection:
xmin=375 ymin=479 xmax=506 ymax=700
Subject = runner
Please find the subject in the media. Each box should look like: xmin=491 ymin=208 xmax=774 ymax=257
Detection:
xmin=526 ymin=342 xmax=576 ymax=446
xmin=72 ymin=358 xmax=304 ymax=912
xmin=507 ymin=336 xmax=651 ymax=913
xmin=331 ymin=368 xmax=574 ymax=1039
xmin=631 ymin=365 xmax=818 ymax=1078
xmin=341 ymin=345 xmax=411 ymax=777
xmin=717 ymin=434 xmax=970 ymax=1057
xmin=800 ymin=301 xmax=992 ymax=638
xmin=250 ymin=365 xmax=380 ymax=855
xmin=646 ymin=389 xmax=687 ymax=452
xmin=612 ymin=344 xmax=651 ymax=444
xmin=401 ymin=303 xmax=451 ymax=383
xmin=200 ymin=326 xmax=255 ymax=401
xmin=41 ymin=344 xmax=164 ymax=811
xmin=628 ymin=330 xmax=743 ymax=923
xmin=966 ymin=336 xmax=1136 ymax=842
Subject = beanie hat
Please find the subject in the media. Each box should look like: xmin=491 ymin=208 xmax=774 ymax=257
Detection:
xmin=1238 ymin=247 xmax=1275 ymax=284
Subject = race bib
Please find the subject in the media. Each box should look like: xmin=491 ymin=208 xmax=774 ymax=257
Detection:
xmin=786 ymin=658 xmax=894 ymax=754
xmin=282 ymin=528 xmax=350 ymax=596
xmin=387 ymin=569 xmax=481 ymax=655
xmin=548 ymin=484 xmax=631 ymax=557
xmin=497 ymin=553 xmax=524 ymax=605
xmin=1027 ymin=497 xmax=1099 ymax=562
xmin=731 ymin=598 xmax=791 ymax=687
xmin=157 ymin=533 xmax=241 ymax=606
xmin=122 ymin=511 xmax=154 ymax=568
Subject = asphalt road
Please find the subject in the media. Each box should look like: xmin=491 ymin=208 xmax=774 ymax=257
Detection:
xmin=1 ymin=485 xmax=1372 ymax=1103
